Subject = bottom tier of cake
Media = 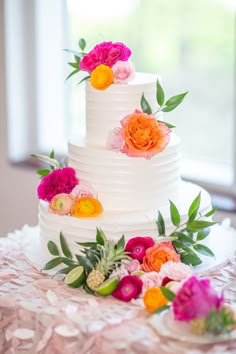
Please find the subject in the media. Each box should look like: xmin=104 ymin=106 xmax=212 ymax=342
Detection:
xmin=39 ymin=181 xmax=211 ymax=255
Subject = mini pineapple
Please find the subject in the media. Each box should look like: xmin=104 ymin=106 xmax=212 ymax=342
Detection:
xmin=86 ymin=239 xmax=129 ymax=291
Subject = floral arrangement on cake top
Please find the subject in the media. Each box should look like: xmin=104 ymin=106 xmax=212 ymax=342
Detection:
xmin=65 ymin=38 xmax=134 ymax=90
xmin=31 ymin=151 xmax=103 ymax=218
xmin=107 ymin=79 xmax=188 ymax=159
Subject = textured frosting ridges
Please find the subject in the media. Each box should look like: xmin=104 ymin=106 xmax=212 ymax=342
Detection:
xmin=39 ymin=181 xmax=212 ymax=253
xmin=68 ymin=133 xmax=181 ymax=212
xmin=86 ymin=72 xmax=158 ymax=147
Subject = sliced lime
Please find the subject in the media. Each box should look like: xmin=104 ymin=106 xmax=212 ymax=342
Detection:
xmin=95 ymin=276 xmax=119 ymax=296
xmin=64 ymin=266 xmax=85 ymax=288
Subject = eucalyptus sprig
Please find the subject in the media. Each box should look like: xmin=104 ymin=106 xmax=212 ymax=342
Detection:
xmin=31 ymin=150 xmax=65 ymax=179
xmin=156 ymin=192 xmax=217 ymax=266
xmin=141 ymin=79 xmax=188 ymax=128
xmin=64 ymin=38 xmax=90 ymax=84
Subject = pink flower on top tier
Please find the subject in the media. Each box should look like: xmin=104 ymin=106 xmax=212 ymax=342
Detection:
xmin=112 ymin=275 xmax=143 ymax=302
xmin=80 ymin=41 xmax=131 ymax=73
xmin=173 ymin=276 xmax=224 ymax=321
xmin=107 ymin=127 xmax=124 ymax=151
xmin=125 ymin=236 xmax=154 ymax=262
xmin=49 ymin=193 xmax=74 ymax=215
xmin=112 ymin=61 xmax=135 ymax=84
xmin=37 ymin=167 xmax=78 ymax=202
xmin=71 ymin=181 xmax=96 ymax=199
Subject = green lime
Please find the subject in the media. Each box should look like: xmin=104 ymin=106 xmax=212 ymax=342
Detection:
xmin=64 ymin=266 xmax=85 ymax=288
xmin=95 ymin=276 xmax=119 ymax=296
xmin=131 ymin=271 xmax=145 ymax=277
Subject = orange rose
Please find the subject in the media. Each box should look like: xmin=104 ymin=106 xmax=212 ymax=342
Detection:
xmin=141 ymin=242 xmax=180 ymax=272
xmin=90 ymin=64 xmax=114 ymax=90
xmin=120 ymin=110 xmax=171 ymax=159
xmin=143 ymin=287 xmax=168 ymax=312
xmin=71 ymin=197 xmax=103 ymax=218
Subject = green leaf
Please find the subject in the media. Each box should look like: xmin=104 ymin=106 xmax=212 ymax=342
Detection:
xmin=196 ymin=228 xmax=210 ymax=241
xmin=186 ymin=220 xmax=216 ymax=232
xmin=76 ymin=241 xmax=97 ymax=247
xmin=152 ymin=304 xmax=170 ymax=314
xmin=96 ymin=228 xmax=105 ymax=245
xmin=65 ymin=69 xmax=79 ymax=81
xmin=116 ymin=235 xmax=125 ymax=249
xmin=75 ymin=255 xmax=94 ymax=274
xmin=156 ymin=210 xmax=165 ymax=235
xmin=74 ymin=55 xmax=81 ymax=64
xmin=141 ymin=93 xmax=152 ymax=114
xmin=61 ymin=257 xmax=77 ymax=266
xmin=180 ymin=253 xmax=202 ymax=266
xmin=49 ymin=150 xmax=55 ymax=159
xmin=169 ymin=200 xmax=181 ymax=226
xmin=165 ymin=91 xmax=188 ymax=107
xmin=173 ymin=240 xmax=196 ymax=255
xmin=79 ymin=38 xmax=86 ymax=51
xmin=157 ymin=120 xmax=175 ymax=129
xmin=156 ymin=79 xmax=165 ymax=106
xmin=188 ymin=192 xmax=201 ymax=222
xmin=77 ymin=75 xmax=90 ymax=85
xmin=30 ymin=153 xmax=61 ymax=169
xmin=68 ymin=62 xmax=79 ymax=69
xmin=47 ymin=241 xmax=60 ymax=256
xmin=60 ymin=231 xmax=72 ymax=259
xmin=52 ymin=265 xmax=78 ymax=278
xmin=84 ymin=248 xmax=99 ymax=264
xmin=193 ymin=244 xmax=215 ymax=258
xmin=171 ymin=232 xmax=195 ymax=245
xmin=64 ymin=48 xmax=82 ymax=56
xmin=42 ymin=257 xmax=63 ymax=270
xmin=159 ymin=286 xmax=176 ymax=301
xmin=204 ymin=207 xmax=217 ymax=217
xmin=36 ymin=169 xmax=51 ymax=177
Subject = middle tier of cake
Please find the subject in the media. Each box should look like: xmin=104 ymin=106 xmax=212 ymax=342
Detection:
xmin=68 ymin=133 xmax=181 ymax=212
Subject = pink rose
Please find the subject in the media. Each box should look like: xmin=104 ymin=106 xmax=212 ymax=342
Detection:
xmin=141 ymin=272 xmax=162 ymax=295
xmin=71 ymin=181 xmax=96 ymax=199
xmin=125 ymin=236 xmax=155 ymax=262
xmin=80 ymin=41 xmax=131 ymax=73
xmin=112 ymin=61 xmax=135 ymax=84
xmin=112 ymin=275 xmax=143 ymax=302
xmin=173 ymin=276 xmax=224 ymax=321
xmin=107 ymin=127 xmax=124 ymax=151
xmin=159 ymin=261 xmax=193 ymax=283
xmin=49 ymin=193 xmax=74 ymax=215
xmin=127 ymin=259 xmax=141 ymax=274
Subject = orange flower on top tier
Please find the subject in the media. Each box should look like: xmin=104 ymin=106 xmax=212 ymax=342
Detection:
xmin=90 ymin=64 xmax=114 ymax=90
xmin=120 ymin=110 xmax=170 ymax=159
xmin=71 ymin=197 xmax=103 ymax=218
xmin=141 ymin=242 xmax=180 ymax=273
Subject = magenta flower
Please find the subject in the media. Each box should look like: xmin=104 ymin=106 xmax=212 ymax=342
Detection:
xmin=112 ymin=275 xmax=143 ymax=302
xmin=125 ymin=236 xmax=154 ymax=262
xmin=173 ymin=276 xmax=224 ymax=321
xmin=80 ymin=41 xmax=131 ymax=73
xmin=37 ymin=167 xmax=78 ymax=202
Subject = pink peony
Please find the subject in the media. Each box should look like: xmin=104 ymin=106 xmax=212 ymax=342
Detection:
xmin=141 ymin=271 xmax=162 ymax=295
xmin=37 ymin=167 xmax=78 ymax=202
xmin=110 ymin=259 xmax=140 ymax=279
xmin=125 ymin=236 xmax=154 ymax=262
xmin=70 ymin=181 xmax=96 ymax=199
xmin=48 ymin=193 xmax=74 ymax=215
xmin=112 ymin=275 xmax=143 ymax=302
xmin=173 ymin=276 xmax=224 ymax=321
xmin=80 ymin=41 xmax=131 ymax=73
xmin=159 ymin=261 xmax=193 ymax=283
xmin=107 ymin=127 xmax=124 ymax=151
xmin=112 ymin=61 xmax=135 ymax=84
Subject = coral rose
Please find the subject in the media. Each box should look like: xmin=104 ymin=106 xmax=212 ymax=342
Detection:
xmin=143 ymin=287 xmax=168 ymax=312
xmin=49 ymin=193 xmax=74 ymax=215
xmin=141 ymin=242 xmax=180 ymax=272
xmin=71 ymin=197 xmax=103 ymax=218
xmin=120 ymin=110 xmax=171 ymax=159
xmin=90 ymin=64 xmax=114 ymax=90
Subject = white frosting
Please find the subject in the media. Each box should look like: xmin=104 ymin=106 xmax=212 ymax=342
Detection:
xmin=39 ymin=181 xmax=212 ymax=254
xmin=68 ymin=133 xmax=181 ymax=211
xmin=86 ymin=72 xmax=158 ymax=147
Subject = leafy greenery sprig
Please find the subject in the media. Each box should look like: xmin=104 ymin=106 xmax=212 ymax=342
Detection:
xmin=31 ymin=150 xmax=66 ymax=179
xmin=156 ymin=192 xmax=217 ymax=266
xmin=42 ymin=228 xmax=126 ymax=294
xmin=141 ymin=79 xmax=188 ymax=128
xmin=64 ymin=38 xmax=90 ymax=84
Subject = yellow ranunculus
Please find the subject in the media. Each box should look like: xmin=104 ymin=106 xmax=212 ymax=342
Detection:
xmin=90 ymin=64 xmax=114 ymax=90
xmin=71 ymin=197 xmax=103 ymax=218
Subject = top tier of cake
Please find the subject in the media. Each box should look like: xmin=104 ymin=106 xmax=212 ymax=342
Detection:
xmin=86 ymin=72 xmax=158 ymax=148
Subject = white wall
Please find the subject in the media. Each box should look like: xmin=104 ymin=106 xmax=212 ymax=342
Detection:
xmin=0 ymin=1 xmax=38 ymax=236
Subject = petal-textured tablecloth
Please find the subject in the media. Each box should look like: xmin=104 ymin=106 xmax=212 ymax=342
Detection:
xmin=0 ymin=225 xmax=236 ymax=354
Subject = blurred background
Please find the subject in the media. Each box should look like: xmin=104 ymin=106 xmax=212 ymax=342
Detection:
xmin=0 ymin=0 xmax=236 ymax=235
